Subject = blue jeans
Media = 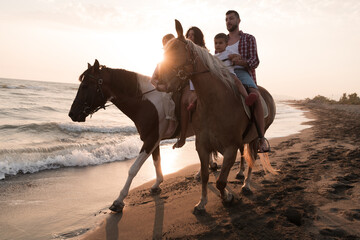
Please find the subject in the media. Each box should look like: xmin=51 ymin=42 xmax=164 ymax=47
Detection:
xmin=234 ymin=69 xmax=257 ymax=89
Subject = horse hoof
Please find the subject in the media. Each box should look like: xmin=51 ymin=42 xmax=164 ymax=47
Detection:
xmin=235 ymin=173 xmax=244 ymax=180
xmin=194 ymin=174 xmax=201 ymax=181
xmin=222 ymin=194 xmax=234 ymax=207
xmin=193 ymin=206 xmax=206 ymax=215
xmin=209 ymin=163 xmax=218 ymax=171
xmin=109 ymin=200 xmax=124 ymax=213
xmin=241 ymin=187 xmax=253 ymax=196
xmin=150 ymin=187 xmax=162 ymax=195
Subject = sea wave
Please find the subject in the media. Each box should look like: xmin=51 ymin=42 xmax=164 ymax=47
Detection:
xmin=0 ymin=122 xmax=137 ymax=134
xmin=0 ymin=136 xmax=142 ymax=180
xmin=0 ymin=83 xmax=45 ymax=91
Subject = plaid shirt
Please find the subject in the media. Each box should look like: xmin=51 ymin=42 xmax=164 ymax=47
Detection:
xmin=238 ymin=31 xmax=260 ymax=84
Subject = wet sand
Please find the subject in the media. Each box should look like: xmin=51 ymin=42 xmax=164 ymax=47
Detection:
xmin=82 ymin=102 xmax=360 ymax=239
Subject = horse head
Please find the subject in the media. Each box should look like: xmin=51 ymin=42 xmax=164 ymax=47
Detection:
xmin=157 ymin=20 xmax=195 ymax=93
xmin=68 ymin=59 xmax=112 ymax=122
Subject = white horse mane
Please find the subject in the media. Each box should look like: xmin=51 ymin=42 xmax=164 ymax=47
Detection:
xmin=186 ymin=39 xmax=238 ymax=95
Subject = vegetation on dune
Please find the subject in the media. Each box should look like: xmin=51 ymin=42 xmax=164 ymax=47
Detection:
xmin=305 ymin=93 xmax=360 ymax=105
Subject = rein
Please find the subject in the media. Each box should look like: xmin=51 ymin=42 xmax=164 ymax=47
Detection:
xmin=84 ymin=72 xmax=156 ymax=116
xmin=139 ymin=88 xmax=156 ymax=98
xmin=163 ymin=40 xmax=210 ymax=91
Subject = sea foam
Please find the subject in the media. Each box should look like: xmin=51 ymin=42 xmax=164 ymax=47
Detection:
xmin=0 ymin=136 xmax=142 ymax=180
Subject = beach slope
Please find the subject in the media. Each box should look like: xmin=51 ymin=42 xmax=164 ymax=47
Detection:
xmin=83 ymin=103 xmax=360 ymax=240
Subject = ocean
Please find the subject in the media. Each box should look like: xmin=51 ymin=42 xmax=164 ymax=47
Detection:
xmin=0 ymin=77 xmax=311 ymax=239
xmin=0 ymin=77 xmax=310 ymax=181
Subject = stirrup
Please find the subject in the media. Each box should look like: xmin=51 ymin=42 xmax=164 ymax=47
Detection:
xmin=258 ymin=137 xmax=271 ymax=153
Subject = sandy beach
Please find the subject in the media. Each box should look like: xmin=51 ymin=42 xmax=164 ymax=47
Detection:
xmin=80 ymin=102 xmax=360 ymax=240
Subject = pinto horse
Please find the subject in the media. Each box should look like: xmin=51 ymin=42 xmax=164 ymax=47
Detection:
xmin=157 ymin=20 xmax=277 ymax=213
xmin=69 ymin=60 xmax=212 ymax=212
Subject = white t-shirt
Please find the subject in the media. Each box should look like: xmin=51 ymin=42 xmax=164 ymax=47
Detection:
xmin=225 ymin=40 xmax=244 ymax=70
xmin=215 ymin=50 xmax=235 ymax=75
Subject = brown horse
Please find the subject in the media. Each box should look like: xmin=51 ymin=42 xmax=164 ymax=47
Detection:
xmin=68 ymin=60 xmax=218 ymax=213
xmin=157 ymin=20 xmax=277 ymax=213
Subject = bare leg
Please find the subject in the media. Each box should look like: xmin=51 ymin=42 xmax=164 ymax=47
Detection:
xmin=234 ymin=75 xmax=248 ymax=98
xmin=233 ymin=76 xmax=258 ymax=106
xmin=173 ymin=86 xmax=191 ymax=149
xmin=187 ymin=90 xmax=197 ymax=111
xmin=164 ymin=120 xmax=176 ymax=138
xmin=248 ymin=88 xmax=269 ymax=152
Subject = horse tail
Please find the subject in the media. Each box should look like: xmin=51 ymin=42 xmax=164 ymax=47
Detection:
xmin=244 ymin=143 xmax=278 ymax=175
xmin=243 ymin=144 xmax=255 ymax=168
xmin=258 ymin=153 xmax=279 ymax=175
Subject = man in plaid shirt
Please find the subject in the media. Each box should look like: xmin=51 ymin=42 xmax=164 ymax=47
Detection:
xmin=226 ymin=10 xmax=270 ymax=153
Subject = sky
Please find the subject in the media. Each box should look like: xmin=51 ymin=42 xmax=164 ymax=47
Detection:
xmin=0 ymin=0 xmax=359 ymax=99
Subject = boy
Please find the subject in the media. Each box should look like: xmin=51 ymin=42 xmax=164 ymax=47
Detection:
xmin=214 ymin=33 xmax=257 ymax=106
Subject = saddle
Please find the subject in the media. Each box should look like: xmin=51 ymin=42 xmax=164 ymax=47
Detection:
xmin=168 ymin=90 xmax=269 ymax=140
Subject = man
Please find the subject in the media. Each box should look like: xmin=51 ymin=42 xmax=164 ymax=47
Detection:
xmin=225 ymin=10 xmax=270 ymax=152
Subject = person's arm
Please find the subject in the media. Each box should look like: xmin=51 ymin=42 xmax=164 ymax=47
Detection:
xmin=151 ymin=65 xmax=167 ymax=91
xmin=244 ymin=34 xmax=259 ymax=70
xmin=228 ymin=54 xmax=249 ymax=68
xmin=228 ymin=34 xmax=259 ymax=70
xmin=151 ymin=65 xmax=159 ymax=87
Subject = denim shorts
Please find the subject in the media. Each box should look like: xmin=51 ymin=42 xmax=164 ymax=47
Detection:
xmin=234 ymin=69 xmax=257 ymax=89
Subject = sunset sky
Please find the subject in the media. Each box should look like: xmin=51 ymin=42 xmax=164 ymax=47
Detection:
xmin=1 ymin=0 xmax=359 ymax=99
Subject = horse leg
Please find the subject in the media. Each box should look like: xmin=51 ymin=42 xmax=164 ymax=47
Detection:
xmin=242 ymin=165 xmax=253 ymax=194
xmin=216 ymin=147 xmax=237 ymax=204
xmin=209 ymin=152 xmax=218 ymax=171
xmin=236 ymin=145 xmax=245 ymax=180
xmin=150 ymin=145 xmax=163 ymax=194
xmin=195 ymin=153 xmax=217 ymax=181
xmin=194 ymin=145 xmax=210 ymax=213
xmin=241 ymin=142 xmax=257 ymax=194
xmin=109 ymin=143 xmax=157 ymax=212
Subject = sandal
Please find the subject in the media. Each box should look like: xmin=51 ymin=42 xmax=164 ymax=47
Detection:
xmin=258 ymin=137 xmax=271 ymax=153
xmin=245 ymin=92 xmax=258 ymax=106
xmin=187 ymin=100 xmax=197 ymax=111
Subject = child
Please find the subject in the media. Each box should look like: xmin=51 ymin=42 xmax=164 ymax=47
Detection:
xmin=214 ymin=33 xmax=257 ymax=106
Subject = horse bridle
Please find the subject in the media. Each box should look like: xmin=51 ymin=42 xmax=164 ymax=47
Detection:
xmin=82 ymin=73 xmax=112 ymax=116
xmin=160 ymin=39 xmax=209 ymax=92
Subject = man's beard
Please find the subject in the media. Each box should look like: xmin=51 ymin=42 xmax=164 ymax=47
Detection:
xmin=227 ymin=23 xmax=238 ymax=32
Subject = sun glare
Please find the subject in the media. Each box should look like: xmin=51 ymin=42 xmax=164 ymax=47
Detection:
xmin=157 ymin=146 xmax=181 ymax=176
xmin=106 ymin=31 xmax=164 ymax=77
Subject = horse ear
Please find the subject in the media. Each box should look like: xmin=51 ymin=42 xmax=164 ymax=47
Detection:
xmin=93 ymin=59 xmax=100 ymax=73
xmin=175 ymin=19 xmax=185 ymax=41
xmin=88 ymin=63 xmax=91 ymax=69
